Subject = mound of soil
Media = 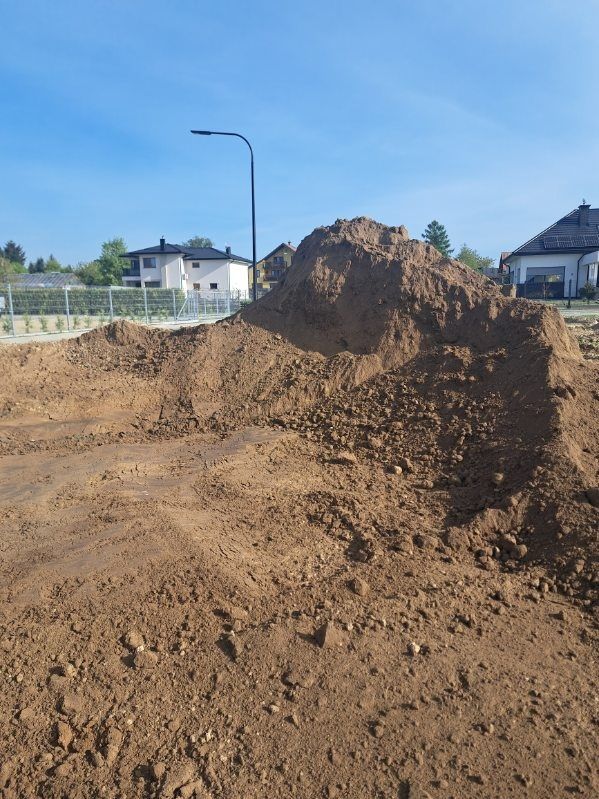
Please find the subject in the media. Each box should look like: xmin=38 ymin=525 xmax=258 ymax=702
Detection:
xmin=0 ymin=218 xmax=597 ymax=798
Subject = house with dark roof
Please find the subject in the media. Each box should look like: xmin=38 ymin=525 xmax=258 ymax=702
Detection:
xmin=121 ymin=238 xmax=251 ymax=293
xmin=250 ymin=242 xmax=296 ymax=292
xmin=505 ymin=203 xmax=599 ymax=299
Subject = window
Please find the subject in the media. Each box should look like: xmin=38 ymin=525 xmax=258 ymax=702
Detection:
xmin=130 ymin=258 xmax=140 ymax=270
xmin=193 ymin=282 xmax=200 ymax=289
xmin=192 ymin=261 xmax=200 ymax=269
xmin=143 ymin=257 xmax=157 ymax=269
xmin=210 ymin=282 xmax=218 ymax=290
xmin=144 ymin=281 xmax=160 ymax=288
xmin=256 ymin=270 xmax=260 ymax=278
xmin=273 ymin=256 xmax=284 ymax=266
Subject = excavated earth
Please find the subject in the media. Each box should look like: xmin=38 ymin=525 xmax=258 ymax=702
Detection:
xmin=0 ymin=218 xmax=597 ymax=799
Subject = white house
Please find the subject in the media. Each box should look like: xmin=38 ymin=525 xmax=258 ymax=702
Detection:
xmin=505 ymin=203 xmax=599 ymax=299
xmin=121 ymin=238 xmax=251 ymax=294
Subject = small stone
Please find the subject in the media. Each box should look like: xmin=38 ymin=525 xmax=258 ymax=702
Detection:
xmin=53 ymin=761 xmax=72 ymax=778
xmin=55 ymin=720 xmax=73 ymax=751
xmin=133 ymin=649 xmax=158 ymax=670
xmin=491 ymin=472 xmax=505 ymax=487
xmin=388 ymin=464 xmax=403 ymax=475
xmin=123 ymin=630 xmax=145 ymax=650
xmin=511 ymin=544 xmax=528 ymax=560
xmin=60 ymin=692 xmax=83 ymax=716
xmin=151 ymin=762 xmax=166 ymax=781
xmin=334 ymin=451 xmax=357 ymax=465
xmin=349 ymin=577 xmax=369 ymax=597
xmin=371 ymin=721 xmax=385 ymax=738
xmin=315 ymin=622 xmax=346 ymax=649
xmin=407 ymin=642 xmax=421 ymax=657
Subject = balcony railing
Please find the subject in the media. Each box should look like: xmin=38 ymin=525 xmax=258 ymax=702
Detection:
xmin=123 ymin=268 xmax=141 ymax=277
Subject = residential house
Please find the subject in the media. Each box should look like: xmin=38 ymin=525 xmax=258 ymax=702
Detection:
xmin=505 ymin=203 xmax=599 ymax=299
xmin=249 ymin=242 xmax=296 ymax=292
xmin=121 ymin=238 xmax=251 ymax=293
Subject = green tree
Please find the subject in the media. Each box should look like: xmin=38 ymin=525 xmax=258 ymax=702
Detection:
xmin=2 ymin=240 xmax=26 ymax=265
xmin=182 ymin=235 xmax=213 ymax=248
xmin=45 ymin=254 xmax=62 ymax=272
xmin=76 ymin=238 xmax=128 ymax=285
xmin=579 ymin=281 xmax=597 ymax=304
xmin=97 ymin=237 xmax=127 ymax=284
xmin=0 ymin=255 xmax=26 ymax=281
xmin=28 ymin=257 xmax=46 ymax=273
xmin=76 ymin=260 xmax=104 ymax=286
xmin=422 ymin=221 xmax=453 ymax=257
xmin=455 ymin=244 xmax=494 ymax=274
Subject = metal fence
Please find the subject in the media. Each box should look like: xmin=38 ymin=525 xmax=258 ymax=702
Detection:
xmin=0 ymin=285 xmax=253 ymax=339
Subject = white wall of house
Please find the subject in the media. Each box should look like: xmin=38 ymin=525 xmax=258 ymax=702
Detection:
xmin=508 ymin=253 xmax=591 ymax=296
xmin=182 ymin=259 xmax=249 ymax=292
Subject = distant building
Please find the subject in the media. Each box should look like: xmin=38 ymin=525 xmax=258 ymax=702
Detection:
xmin=249 ymin=242 xmax=296 ymax=292
xmin=121 ymin=238 xmax=251 ymax=293
xmin=4 ymin=272 xmax=83 ymax=288
xmin=505 ymin=203 xmax=599 ymax=298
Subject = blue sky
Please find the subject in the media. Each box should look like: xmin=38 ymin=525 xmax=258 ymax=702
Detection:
xmin=1 ymin=0 xmax=598 ymax=266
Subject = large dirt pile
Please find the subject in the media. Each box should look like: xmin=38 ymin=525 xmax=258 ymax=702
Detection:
xmin=0 ymin=217 xmax=597 ymax=799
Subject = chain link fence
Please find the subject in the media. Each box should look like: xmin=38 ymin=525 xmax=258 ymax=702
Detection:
xmin=0 ymin=285 xmax=253 ymax=339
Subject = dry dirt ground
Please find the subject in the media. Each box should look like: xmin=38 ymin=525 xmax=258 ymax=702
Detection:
xmin=0 ymin=219 xmax=597 ymax=799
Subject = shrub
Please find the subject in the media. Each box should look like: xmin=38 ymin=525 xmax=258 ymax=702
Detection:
xmin=55 ymin=316 xmax=65 ymax=333
xmin=39 ymin=316 xmax=48 ymax=332
xmin=23 ymin=314 xmax=32 ymax=334
xmin=579 ymin=281 xmax=597 ymax=304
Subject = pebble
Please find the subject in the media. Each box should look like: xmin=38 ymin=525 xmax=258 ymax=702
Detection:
xmin=349 ymin=577 xmax=369 ymax=597
xmin=407 ymin=642 xmax=421 ymax=656
xmin=315 ymin=622 xmax=346 ymax=649
xmin=124 ymin=630 xmax=145 ymax=650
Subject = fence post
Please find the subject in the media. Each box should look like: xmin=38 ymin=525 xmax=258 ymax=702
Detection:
xmin=108 ymin=287 xmax=114 ymax=321
xmin=7 ymin=284 xmax=15 ymax=337
xmin=143 ymin=287 xmax=149 ymax=323
xmin=216 ymin=295 xmax=219 ymax=316
xmin=64 ymin=287 xmax=71 ymax=331
xmin=567 ymin=278 xmax=572 ymax=309
xmin=203 ymin=297 xmax=207 ymax=319
xmin=227 ymin=291 xmax=231 ymax=316
xmin=172 ymin=289 xmax=176 ymax=322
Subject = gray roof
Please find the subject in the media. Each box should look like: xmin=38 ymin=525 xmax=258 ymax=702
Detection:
xmin=5 ymin=272 xmax=83 ymax=288
xmin=123 ymin=243 xmax=251 ymax=263
xmin=508 ymin=205 xmax=599 ymax=260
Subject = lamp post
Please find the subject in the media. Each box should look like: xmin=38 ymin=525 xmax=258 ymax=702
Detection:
xmin=191 ymin=130 xmax=257 ymax=302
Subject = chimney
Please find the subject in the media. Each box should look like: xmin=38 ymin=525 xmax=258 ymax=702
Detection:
xmin=579 ymin=202 xmax=590 ymax=227
xmin=225 ymin=245 xmax=231 ymax=256
xmin=160 ymin=236 xmax=166 ymax=251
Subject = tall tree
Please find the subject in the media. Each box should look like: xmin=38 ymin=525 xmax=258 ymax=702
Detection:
xmin=76 ymin=260 xmax=104 ymax=286
xmin=182 ymin=235 xmax=213 ymax=248
xmin=28 ymin=257 xmax=46 ymax=273
xmin=422 ymin=221 xmax=453 ymax=257
xmin=97 ymin=237 xmax=127 ymax=284
xmin=0 ymin=256 xmax=27 ymax=280
xmin=2 ymin=240 xmax=26 ymax=265
xmin=455 ymin=244 xmax=494 ymax=273
xmin=45 ymin=254 xmax=62 ymax=272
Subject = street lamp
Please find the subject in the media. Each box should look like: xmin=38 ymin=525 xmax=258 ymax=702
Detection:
xmin=191 ymin=130 xmax=257 ymax=301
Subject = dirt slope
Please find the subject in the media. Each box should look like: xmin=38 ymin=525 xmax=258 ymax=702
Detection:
xmin=0 ymin=217 xmax=597 ymax=799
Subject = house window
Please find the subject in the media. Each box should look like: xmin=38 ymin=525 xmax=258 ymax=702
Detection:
xmin=143 ymin=257 xmax=157 ymax=269
xmin=130 ymin=258 xmax=140 ymax=271
xmin=192 ymin=261 xmax=200 ymax=269
xmin=193 ymin=282 xmax=200 ymax=289
xmin=256 ymin=270 xmax=260 ymax=278
xmin=144 ymin=281 xmax=160 ymax=288
xmin=210 ymin=282 xmax=218 ymax=290
xmin=273 ymin=256 xmax=284 ymax=265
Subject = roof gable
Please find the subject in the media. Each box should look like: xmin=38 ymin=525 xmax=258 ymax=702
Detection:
xmin=259 ymin=242 xmax=296 ymax=263
xmin=122 ymin=243 xmax=250 ymax=263
xmin=509 ymin=206 xmax=599 ymax=258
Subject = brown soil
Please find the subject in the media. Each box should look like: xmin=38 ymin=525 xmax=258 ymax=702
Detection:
xmin=0 ymin=218 xmax=597 ymax=799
